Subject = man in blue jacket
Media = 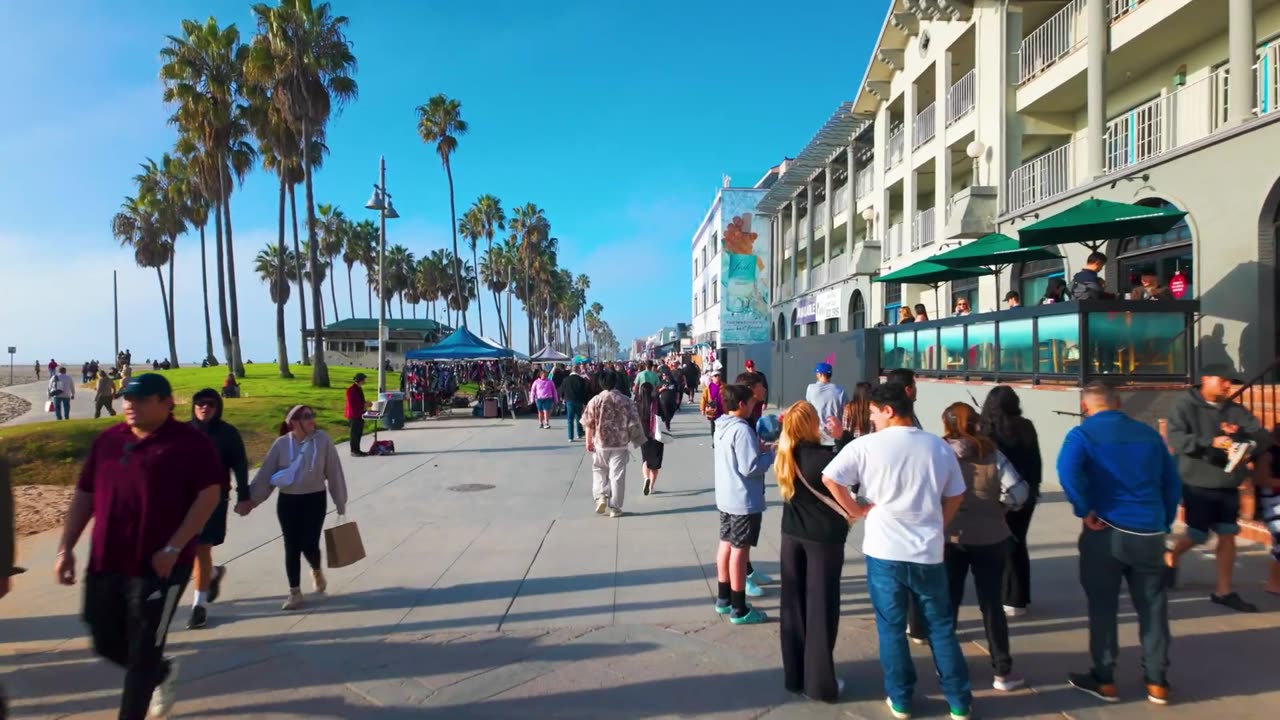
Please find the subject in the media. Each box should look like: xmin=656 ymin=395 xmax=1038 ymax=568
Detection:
xmin=1057 ymin=382 xmax=1181 ymax=707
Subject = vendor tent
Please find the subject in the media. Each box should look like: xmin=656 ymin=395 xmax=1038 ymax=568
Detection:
xmin=529 ymin=345 xmax=571 ymax=362
xmin=404 ymin=327 xmax=516 ymax=360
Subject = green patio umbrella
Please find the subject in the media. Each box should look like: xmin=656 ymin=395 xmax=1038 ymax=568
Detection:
xmin=928 ymin=233 xmax=1061 ymax=303
xmin=874 ymin=260 xmax=991 ymax=317
xmin=1017 ymin=198 xmax=1187 ymax=249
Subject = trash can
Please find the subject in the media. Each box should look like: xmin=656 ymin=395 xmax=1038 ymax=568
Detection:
xmin=483 ymin=397 xmax=499 ymax=418
xmin=379 ymin=391 xmax=405 ymax=430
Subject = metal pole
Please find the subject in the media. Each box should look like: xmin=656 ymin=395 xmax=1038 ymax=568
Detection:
xmin=113 ymin=270 xmax=119 ymax=362
xmin=377 ymin=155 xmax=388 ymax=394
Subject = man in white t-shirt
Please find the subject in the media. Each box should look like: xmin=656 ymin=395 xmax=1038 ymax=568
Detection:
xmin=821 ymin=382 xmax=972 ymax=720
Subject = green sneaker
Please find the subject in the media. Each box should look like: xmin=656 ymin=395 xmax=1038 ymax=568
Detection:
xmin=949 ymin=707 xmax=971 ymax=720
xmin=729 ymin=606 xmax=767 ymax=625
xmin=714 ymin=599 xmax=732 ymax=615
xmin=885 ymin=697 xmax=911 ymax=719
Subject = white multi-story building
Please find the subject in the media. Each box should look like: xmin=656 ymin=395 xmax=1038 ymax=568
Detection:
xmin=763 ymin=0 xmax=1280 ymax=373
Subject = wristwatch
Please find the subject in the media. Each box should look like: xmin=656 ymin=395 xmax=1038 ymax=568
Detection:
xmin=160 ymin=545 xmax=180 ymax=555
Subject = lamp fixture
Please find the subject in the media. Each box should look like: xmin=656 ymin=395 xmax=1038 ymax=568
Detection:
xmin=364 ymin=186 xmax=385 ymax=211
xmin=861 ymin=206 xmax=877 ymax=222
xmin=965 ymin=140 xmax=986 ymax=160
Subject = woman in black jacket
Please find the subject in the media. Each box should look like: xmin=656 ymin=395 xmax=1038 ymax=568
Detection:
xmin=187 ymin=388 xmax=249 ymax=629
xmin=979 ymin=385 xmax=1042 ymax=617
xmin=776 ymin=400 xmax=855 ymax=703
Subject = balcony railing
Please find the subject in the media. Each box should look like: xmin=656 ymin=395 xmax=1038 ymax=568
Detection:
xmin=911 ymin=207 xmax=936 ymax=251
xmin=1110 ymin=0 xmax=1150 ymax=21
xmin=855 ymin=166 xmax=875 ymax=200
xmin=814 ymin=202 xmax=828 ymax=232
xmin=1017 ymin=0 xmax=1086 ymax=85
xmin=947 ymin=70 xmax=976 ymax=125
xmin=1258 ymin=42 xmax=1280 ymax=116
xmin=887 ymin=126 xmax=905 ymax=169
xmin=1104 ymin=68 xmax=1229 ymax=174
xmin=1008 ymin=142 xmax=1076 ymax=213
xmin=833 ymin=186 xmax=850 ymax=215
xmin=913 ymin=103 xmax=937 ymax=148
xmin=1104 ymin=96 xmax=1164 ymax=173
xmin=886 ymin=222 xmax=904 ymax=257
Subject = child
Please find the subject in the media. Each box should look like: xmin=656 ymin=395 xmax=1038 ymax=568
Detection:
xmin=713 ymin=384 xmax=775 ymax=624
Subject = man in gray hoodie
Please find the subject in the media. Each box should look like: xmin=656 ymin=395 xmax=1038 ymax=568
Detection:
xmin=713 ymin=384 xmax=775 ymax=625
xmin=1165 ymin=363 xmax=1271 ymax=612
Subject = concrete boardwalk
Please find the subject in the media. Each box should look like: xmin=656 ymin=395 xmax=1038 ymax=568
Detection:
xmin=2 ymin=403 xmax=1279 ymax=719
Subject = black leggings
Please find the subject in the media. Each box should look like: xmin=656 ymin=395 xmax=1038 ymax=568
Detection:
xmin=277 ymin=491 xmax=327 ymax=588
xmin=658 ymin=390 xmax=678 ymax=426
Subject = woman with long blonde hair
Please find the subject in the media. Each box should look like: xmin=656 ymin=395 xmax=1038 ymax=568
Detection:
xmin=776 ymin=401 xmax=856 ymax=703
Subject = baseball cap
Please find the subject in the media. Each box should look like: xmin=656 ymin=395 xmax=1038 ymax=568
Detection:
xmin=1200 ymin=363 xmax=1243 ymax=383
xmin=354 ymin=372 xmax=368 ymax=382
xmin=815 ymin=362 xmax=833 ymax=375
xmin=120 ymin=373 xmax=173 ymax=398
xmin=744 ymin=359 xmax=755 ymax=369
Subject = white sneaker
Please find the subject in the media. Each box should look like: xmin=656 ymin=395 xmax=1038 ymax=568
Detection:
xmin=993 ymin=672 xmax=1026 ymax=691
xmin=148 ymin=658 xmax=179 ymax=718
xmin=281 ymin=589 xmax=305 ymax=611
xmin=1003 ymin=605 xmax=1027 ymax=617
xmin=311 ymin=569 xmax=327 ymax=594
xmin=609 ymin=508 xmax=623 ymax=518
xmin=595 ymin=498 xmax=607 ymax=515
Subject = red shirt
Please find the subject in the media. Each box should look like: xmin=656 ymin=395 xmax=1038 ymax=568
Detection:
xmin=76 ymin=417 xmax=224 ymax=576
xmin=345 ymin=383 xmax=367 ymax=420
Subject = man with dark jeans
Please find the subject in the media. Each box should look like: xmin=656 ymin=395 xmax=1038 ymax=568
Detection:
xmin=560 ymin=364 xmax=589 ymax=442
xmin=345 ymin=373 xmax=369 ymax=457
xmin=54 ymin=373 xmax=223 ymax=720
xmin=1058 ymin=382 xmax=1182 ymax=706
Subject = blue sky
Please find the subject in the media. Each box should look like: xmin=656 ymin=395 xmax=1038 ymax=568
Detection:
xmin=0 ymin=0 xmax=881 ymax=363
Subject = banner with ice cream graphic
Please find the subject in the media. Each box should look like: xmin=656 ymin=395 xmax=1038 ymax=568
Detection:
xmin=719 ymin=189 xmax=771 ymax=344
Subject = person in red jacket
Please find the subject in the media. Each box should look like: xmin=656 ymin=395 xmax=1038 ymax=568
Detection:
xmin=345 ymin=373 xmax=369 ymax=457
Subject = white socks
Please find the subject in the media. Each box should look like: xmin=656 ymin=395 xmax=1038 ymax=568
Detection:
xmin=193 ymin=590 xmax=207 ymax=608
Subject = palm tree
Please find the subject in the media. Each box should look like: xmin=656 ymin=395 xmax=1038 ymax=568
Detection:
xmin=316 ymin=202 xmax=346 ymax=321
xmin=416 ymin=94 xmax=468 ymax=327
xmin=161 ymin=17 xmax=252 ymax=375
xmin=480 ymin=245 xmax=509 ymax=345
xmin=446 ymin=258 xmax=477 ymax=321
xmin=112 ymin=197 xmax=175 ymax=357
xmin=248 ymin=0 xmax=359 ymax=387
xmin=471 ymin=194 xmax=506 ymax=339
xmin=509 ymin=203 xmax=549 ymax=351
xmin=574 ymin=273 xmax=591 ymax=355
xmin=384 ymin=244 xmax=414 ymax=319
xmin=134 ymin=154 xmax=188 ymax=367
xmin=420 ymin=250 xmax=447 ymax=324
xmin=345 ymin=219 xmax=376 ymax=318
xmin=587 ymin=302 xmax=604 ymax=356
xmin=254 ymin=242 xmax=295 ymax=304
xmin=457 ymin=209 xmax=482 ymax=333
xmin=285 ymin=132 xmax=328 ymax=364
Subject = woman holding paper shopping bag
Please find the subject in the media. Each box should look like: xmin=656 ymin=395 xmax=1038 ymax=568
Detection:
xmin=241 ymin=405 xmax=348 ymax=611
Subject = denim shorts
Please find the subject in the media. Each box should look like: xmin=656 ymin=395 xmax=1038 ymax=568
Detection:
xmin=535 ymin=398 xmax=553 ymax=412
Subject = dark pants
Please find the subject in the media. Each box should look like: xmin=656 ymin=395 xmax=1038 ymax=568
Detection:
xmin=54 ymin=397 xmax=71 ymax=420
xmin=277 ymin=491 xmax=327 ymax=589
xmin=658 ymin=391 xmax=678 ymax=427
xmin=1003 ymin=496 xmax=1037 ymax=608
xmin=95 ymin=397 xmax=117 ymax=418
xmin=565 ymin=401 xmax=583 ymax=440
xmin=780 ymin=535 xmax=844 ymax=702
xmin=83 ymin=566 xmax=191 ymax=720
xmin=946 ymin=540 xmax=1013 ymax=675
xmin=349 ymin=417 xmax=365 ymax=454
xmin=1078 ymin=525 xmax=1170 ymax=686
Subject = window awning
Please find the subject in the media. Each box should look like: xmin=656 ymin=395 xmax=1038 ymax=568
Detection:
xmin=756 ymin=102 xmax=870 ymax=216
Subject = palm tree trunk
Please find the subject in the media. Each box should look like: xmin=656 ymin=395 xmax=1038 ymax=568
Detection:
xmin=303 ymin=119 xmax=330 ymax=387
xmin=366 ymin=277 xmax=372 ymax=318
xmin=471 ymin=247 xmax=483 ymax=336
xmin=276 ymin=176 xmax=293 ymax=378
xmin=155 ymin=267 xmax=172 ymax=355
xmin=166 ymin=249 xmax=179 ymax=368
xmin=329 ymin=263 xmax=340 ymax=322
xmin=491 ymin=289 xmax=505 ymax=347
xmin=346 ymin=264 xmax=355 ymax=319
xmin=445 ymin=160 xmax=466 ymax=328
xmin=213 ymin=196 xmax=233 ymax=365
xmin=198 ymin=224 xmax=216 ymax=365
xmin=411 ymin=303 xmax=417 ymax=319
xmin=398 ymin=296 xmax=404 ymax=319
xmin=290 ymin=184 xmax=310 ymax=365
xmin=221 ymin=171 xmax=244 ymax=377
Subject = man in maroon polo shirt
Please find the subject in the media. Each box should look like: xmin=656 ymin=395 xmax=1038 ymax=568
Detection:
xmin=345 ymin=372 xmax=369 ymax=457
xmin=55 ymin=373 xmax=223 ymax=720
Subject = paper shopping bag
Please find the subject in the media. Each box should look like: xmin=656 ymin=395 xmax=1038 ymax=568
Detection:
xmin=324 ymin=516 xmax=366 ymax=568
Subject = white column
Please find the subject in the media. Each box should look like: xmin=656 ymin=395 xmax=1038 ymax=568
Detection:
xmin=824 ymin=162 xmax=834 ymax=265
xmin=789 ymin=199 xmax=799 ymax=286
xmin=1086 ymin=0 xmax=1108 ymax=178
xmin=1229 ymin=0 xmax=1256 ymax=125
xmin=936 ymin=51 xmax=952 ymax=244
xmin=1002 ymin=7 xmax=1025 ymax=193
xmin=805 ymin=182 xmax=815 ymax=279
xmin=847 ymin=142 xmax=858 ymax=255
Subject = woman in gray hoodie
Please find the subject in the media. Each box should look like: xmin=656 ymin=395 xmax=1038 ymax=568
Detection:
xmin=241 ymin=405 xmax=348 ymax=610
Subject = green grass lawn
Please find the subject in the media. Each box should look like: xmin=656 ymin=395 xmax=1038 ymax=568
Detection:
xmin=0 ymin=363 xmax=446 ymax=487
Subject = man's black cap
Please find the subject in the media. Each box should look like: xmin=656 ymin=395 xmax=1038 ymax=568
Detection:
xmin=120 ymin=373 xmax=173 ymax=398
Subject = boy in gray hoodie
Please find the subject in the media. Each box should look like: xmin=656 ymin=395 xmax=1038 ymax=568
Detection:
xmin=713 ymin=384 xmax=775 ymax=624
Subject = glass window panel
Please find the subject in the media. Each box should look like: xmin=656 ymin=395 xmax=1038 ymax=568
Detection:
xmin=1087 ymin=311 xmax=1187 ymax=376
xmin=825 ymin=317 xmax=840 ymax=334
xmin=1037 ymin=313 xmax=1081 ymax=374
xmin=968 ymin=322 xmax=996 ymax=372
xmin=881 ymin=332 xmax=898 ymax=369
xmin=918 ymin=327 xmax=940 ymax=371
xmin=940 ymin=326 xmax=966 ymax=373
xmin=806 ymin=321 xmax=819 ymax=336
xmin=882 ymin=331 xmax=917 ymax=370
xmin=884 ymin=303 xmax=902 ymax=326
xmin=998 ymin=319 xmax=1035 ymax=373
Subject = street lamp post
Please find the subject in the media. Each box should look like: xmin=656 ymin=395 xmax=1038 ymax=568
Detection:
xmin=365 ymin=156 xmax=399 ymax=394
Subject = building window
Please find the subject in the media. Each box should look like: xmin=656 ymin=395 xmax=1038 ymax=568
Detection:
xmin=951 ymin=276 xmax=978 ymax=314
xmin=824 ymin=317 xmax=840 ymax=334
xmin=711 ymin=276 xmax=719 ymax=304
xmin=791 ymin=308 xmax=800 ymax=339
xmin=806 ymin=321 xmax=819 ymax=336
xmin=777 ymin=312 xmax=787 ymax=340
xmin=702 ymin=285 xmax=708 ymax=311
xmin=712 ymin=231 xmax=720 ymax=255
xmin=849 ymin=290 xmax=866 ymax=330
xmin=1015 ymin=257 xmax=1066 ymax=305
xmin=693 ymin=293 xmax=698 ymax=316
xmin=883 ymin=282 xmax=902 ymax=325
xmin=1115 ymin=199 xmax=1194 ymax=298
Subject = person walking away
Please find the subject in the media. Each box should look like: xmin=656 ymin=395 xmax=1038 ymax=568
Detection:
xmin=1069 ymin=252 xmax=1110 ymax=300
xmin=187 ymin=389 xmax=248 ymax=629
xmin=1058 ymin=382 xmax=1181 ymax=705
xmin=345 ymin=373 xmax=369 ymax=457
xmin=937 ymin=402 xmax=1030 ymax=692
xmin=700 ymin=369 xmax=725 ymax=442
xmin=978 ymin=386 xmax=1042 ymax=617
xmin=633 ymin=360 xmax=661 ymax=399
xmin=805 ymin=362 xmax=846 ymax=446
xmin=581 ymin=370 xmax=647 ymax=518
xmin=54 ymin=373 xmax=223 ymax=719
xmin=93 ymin=370 xmax=118 ymax=418
xmin=776 ymin=401 xmax=856 ymax=702
xmin=240 ymin=405 xmax=348 ymax=610
xmin=683 ymin=359 xmax=701 ymax=404
xmin=820 ymin=382 xmax=972 ymax=720
xmin=657 ymin=360 xmax=682 ymax=429
xmin=635 ymin=382 xmax=665 ymax=495
xmin=530 ymin=369 xmax=558 ymax=429
xmin=49 ymin=366 xmax=76 ymax=421
xmin=1165 ymin=363 xmax=1271 ymax=612
xmin=839 ymin=382 xmax=873 ymax=442
xmin=713 ymin=384 xmax=774 ymax=624
xmin=745 ymin=359 xmax=768 ymax=410
xmin=34 ymin=360 xmax=41 ymax=381
xmin=560 ymin=364 xmax=590 ymax=443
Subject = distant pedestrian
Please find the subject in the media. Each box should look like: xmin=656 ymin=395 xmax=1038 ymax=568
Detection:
xmin=1058 ymin=382 xmax=1181 ymax=706
xmin=713 ymin=383 xmax=774 ymax=624
xmin=93 ymin=370 xmax=117 ymax=418
xmin=187 ymin=389 xmax=248 ymax=629
xmin=49 ymin=366 xmax=76 ymax=421
xmin=55 ymin=373 xmax=224 ymax=720
xmin=345 ymin=373 xmax=369 ymax=457
xmin=530 ymin=369 xmax=558 ymax=429
xmin=636 ymin=382 xmax=664 ymax=495
xmin=700 ymin=369 xmax=725 ymax=441
xmin=581 ymin=369 xmax=647 ymax=518
xmin=682 ymin=359 xmax=701 ymax=403
xmin=821 ymin=382 xmax=972 ymax=720
xmin=34 ymin=361 xmax=40 ymax=380
xmin=560 ymin=364 xmax=589 ymax=443
xmin=47 ymin=358 xmax=57 ymax=376
xmin=221 ymin=373 xmax=240 ymax=399
xmin=657 ymin=359 xmax=682 ymax=428
xmin=805 ymin=363 xmax=846 ymax=446
xmin=978 ymin=386 xmax=1042 ymax=617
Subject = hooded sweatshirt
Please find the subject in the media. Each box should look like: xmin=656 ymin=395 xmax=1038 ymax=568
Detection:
xmin=1166 ymin=387 xmax=1271 ymax=489
xmin=944 ymin=438 xmax=1021 ymax=546
xmin=1068 ymin=268 xmax=1106 ymax=300
xmin=190 ymin=392 xmax=251 ymax=503
xmin=714 ymin=414 xmax=774 ymax=515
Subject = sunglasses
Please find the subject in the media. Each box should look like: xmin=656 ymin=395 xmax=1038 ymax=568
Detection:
xmin=194 ymin=400 xmax=217 ymax=408
xmin=297 ymin=412 xmax=316 ymax=420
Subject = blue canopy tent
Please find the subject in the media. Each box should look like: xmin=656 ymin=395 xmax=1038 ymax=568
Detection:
xmin=404 ymin=327 xmax=516 ymax=361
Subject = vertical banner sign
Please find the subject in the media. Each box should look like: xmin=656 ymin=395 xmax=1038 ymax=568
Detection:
xmin=796 ymin=295 xmax=818 ymax=324
xmin=719 ymin=189 xmax=771 ymax=344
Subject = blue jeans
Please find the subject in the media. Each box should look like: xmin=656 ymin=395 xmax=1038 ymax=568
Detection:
xmin=565 ymin=401 xmax=583 ymax=440
xmin=865 ymin=556 xmax=972 ymax=712
xmin=54 ymin=397 xmax=71 ymax=420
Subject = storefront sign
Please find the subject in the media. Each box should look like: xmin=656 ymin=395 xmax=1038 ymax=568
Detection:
xmin=719 ymin=189 xmax=772 ymax=344
xmin=1169 ymin=270 xmax=1188 ymax=299
xmin=815 ymin=289 xmax=841 ymax=321
xmin=796 ymin=295 xmax=818 ymax=324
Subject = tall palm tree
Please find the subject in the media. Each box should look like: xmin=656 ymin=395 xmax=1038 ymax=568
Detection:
xmin=509 ymin=203 xmax=549 ymax=351
xmin=421 ymin=250 xmax=447 ymax=324
xmin=112 ymin=197 xmax=174 ymax=357
xmin=472 ymin=194 xmax=506 ymax=339
xmin=574 ymin=273 xmax=591 ymax=355
xmin=345 ymin=219 xmax=376 ymax=318
xmin=416 ymin=93 xmax=468 ymax=326
xmin=446 ymin=258 xmax=477 ymax=321
xmin=248 ymin=0 xmax=359 ymax=387
xmin=480 ymin=245 xmax=509 ymax=345
xmin=161 ymin=17 xmax=252 ymax=374
xmin=254 ymin=242 xmax=295 ymax=304
xmin=384 ymin=244 xmax=413 ymax=319
xmin=134 ymin=154 xmax=188 ymax=367
xmin=316 ymin=202 xmax=346 ymax=321
xmin=285 ymin=131 xmax=328 ymax=364
xmin=457 ymin=209 xmax=483 ymax=333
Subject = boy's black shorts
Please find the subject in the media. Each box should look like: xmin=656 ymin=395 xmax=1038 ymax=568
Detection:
xmin=719 ymin=511 xmax=762 ymax=549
